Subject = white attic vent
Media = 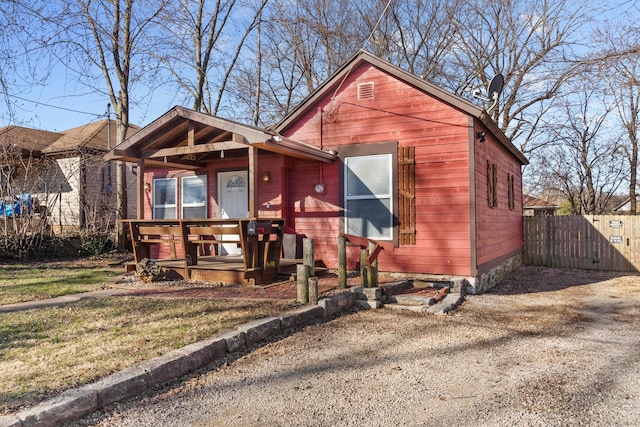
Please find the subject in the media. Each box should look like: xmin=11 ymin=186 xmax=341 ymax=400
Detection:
xmin=357 ymin=82 xmax=374 ymax=100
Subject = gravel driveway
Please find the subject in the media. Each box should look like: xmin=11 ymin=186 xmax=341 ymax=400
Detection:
xmin=73 ymin=266 xmax=640 ymax=426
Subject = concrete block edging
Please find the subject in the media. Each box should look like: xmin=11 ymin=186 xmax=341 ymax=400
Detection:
xmin=1 ymin=293 xmax=355 ymax=427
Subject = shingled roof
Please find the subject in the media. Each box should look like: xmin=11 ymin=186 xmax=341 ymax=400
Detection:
xmin=0 ymin=125 xmax=62 ymax=156
xmin=0 ymin=120 xmax=140 ymax=156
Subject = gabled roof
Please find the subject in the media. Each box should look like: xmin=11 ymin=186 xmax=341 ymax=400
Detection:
xmin=44 ymin=119 xmax=140 ymax=154
xmin=523 ymin=195 xmax=559 ymax=209
xmin=106 ymin=106 xmax=336 ymax=169
xmin=0 ymin=125 xmax=62 ymax=156
xmin=275 ymin=49 xmax=528 ymax=165
xmin=0 ymin=120 xmax=142 ymax=159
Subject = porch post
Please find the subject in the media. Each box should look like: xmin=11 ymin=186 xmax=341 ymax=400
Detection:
xmin=248 ymin=146 xmax=258 ymax=217
xmin=136 ymin=158 xmax=145 ymax=219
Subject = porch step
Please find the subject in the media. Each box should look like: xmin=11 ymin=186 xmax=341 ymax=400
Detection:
xmin=384 ymin=293 xmax=464 ymax=315
xmin=385 ymin=294 xmax=430 ymax=306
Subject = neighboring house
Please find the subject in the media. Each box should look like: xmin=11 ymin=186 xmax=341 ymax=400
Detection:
xmin=108 ymin=50 xmax=528 ymax=293
xmin=0 ymin=120 xmax=138 ymax=233
xmin=523 ymin=195 xmax=559 ymax=216
xmin=612 ymin=196 xmax=637 ymax=214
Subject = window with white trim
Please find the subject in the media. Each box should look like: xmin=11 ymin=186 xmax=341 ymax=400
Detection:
xmin=152 ymin=178 xmax=177 ymax=219
xmin=181 ymin=175 xmax=207 ymax=218
xmin=344 ymin=154 xmax=393 ymax=240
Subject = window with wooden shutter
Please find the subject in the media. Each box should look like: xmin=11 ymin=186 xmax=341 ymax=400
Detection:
xmin=507 ymin=173 xmax=515 ymax=210
xmin=344 ymin=154 xmax=393 ymax=240
xmin=487 ymin=161 xmax=497 ymax=208
xmin=398 ymin=146 xmax=416 ymax=245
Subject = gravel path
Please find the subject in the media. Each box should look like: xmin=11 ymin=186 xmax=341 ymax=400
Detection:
xmin=72 ymin=267 xmax=640 ymax=426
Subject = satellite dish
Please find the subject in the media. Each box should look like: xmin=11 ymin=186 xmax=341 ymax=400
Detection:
xmin=488 ymin=74 xmax=504 ymax=100
xmin=472 ymin=73 xmax=504 ymax=113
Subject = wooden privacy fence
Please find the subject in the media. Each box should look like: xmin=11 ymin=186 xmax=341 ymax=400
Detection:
xmin=523 ymin=215 xmax=640 ymax=272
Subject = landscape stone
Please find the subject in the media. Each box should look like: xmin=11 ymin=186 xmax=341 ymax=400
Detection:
xmin=137 ymin=352 xmax=193 ymax=386
xmin=386 ymin=294 xmax=430 ymax=305
xmin=0 ymin=416 xmax=21 ymax=427
xmin=353 ymin=287 xmax=381 ymax=301
xmin=18 ymin=388 xmax=97 ymax=427
xmin=278 ymin=305 xmax=324 ymax=330
xmin=174 ymin=337 xmax=227 ymax=370
xmin=83 ymin=365 xmax=148 ymax=407
xmin=424 ymin=293 xmax=464 ymax=315
xmin=318 ymin=292 xmax=354 ymax=317
xmin=237 ymin=317 xmax=282 ymax=345
xmin=217 ymin=330 xmax=246 ymax=353
xmin=355 ymin=299 xmax=383 ymax=309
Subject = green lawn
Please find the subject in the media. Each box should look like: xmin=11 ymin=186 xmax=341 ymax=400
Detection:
xmin=0 ymin=296 xmax=295 ymax=415
xmin=0 ymin=255 xmax=298 ymax=415
xmin=0 ymin=257 xmax=123 ymax=305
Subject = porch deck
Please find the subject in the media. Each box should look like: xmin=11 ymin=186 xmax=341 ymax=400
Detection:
xmin=124 ymin=218 xmax=290 ymax=285
xmin=151 ymin=255 xmax=298 ymax=284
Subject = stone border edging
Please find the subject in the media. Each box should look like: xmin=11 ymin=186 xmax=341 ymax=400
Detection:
xmin=0 ymin=292 xmax=356 ymax=427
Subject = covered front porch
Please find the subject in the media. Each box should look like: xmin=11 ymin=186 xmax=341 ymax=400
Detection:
xmin=107 ymin=106 xmax=337 ymax=285
xmin=124 ymin=218 xmax=294 ymax=285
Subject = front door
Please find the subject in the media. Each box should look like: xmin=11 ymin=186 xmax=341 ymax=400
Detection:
xmin=217 ymin=170 xmax=249 ymax=255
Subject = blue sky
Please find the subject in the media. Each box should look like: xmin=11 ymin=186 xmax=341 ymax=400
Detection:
xmin=1 ymin=0 xmax=637 ymax=133
xmin=3 ymin=59 xmax=177 ymax=132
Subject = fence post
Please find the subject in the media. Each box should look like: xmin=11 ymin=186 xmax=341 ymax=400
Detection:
xmin=297 ymin=264 xmax=309 ymax=304
xmin=360 ymin=248 xmax=369 ymax=288
xmin=338 ymin=235 xmax=347 ymax=289
xmin=308 ymin=276 xmax=318 ymax=304
xmin=368 ymin=241 xmax=378 ymax=287
xmin=303 ymin=238 xmax=315 ymax=276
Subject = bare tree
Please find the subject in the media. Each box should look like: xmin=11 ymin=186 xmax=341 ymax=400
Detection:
xmin=359 ymin=0 xmax=460 ymax=85
xmin=154 ymin=0 xmax=268 ymax=115
xmin=450 ymin=0 xmax=594 ymax=157
xmin=45 ymin=0 xmax=169 ymax=246
xmin=237 ymin=0 xmax=364 ymax=124
xmin=0 ymin=2 xmax=58 ymax=126
xmin=595 ymin=10 xmax=640 ymax=213
xmin=545 ymin=90 xmax=624 ymax=214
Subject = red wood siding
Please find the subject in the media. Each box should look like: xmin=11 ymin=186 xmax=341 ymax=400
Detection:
xmin=284 ymin=64 xmax=473 ymax=276
xmin=474 ymin=122 xmax=524 ymax=273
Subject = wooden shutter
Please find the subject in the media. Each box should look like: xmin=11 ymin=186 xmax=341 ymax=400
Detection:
xmin=398 ymin=146 xmax=416 ymax=245
xmin=487 ymin=161 xmax=498 ymax=208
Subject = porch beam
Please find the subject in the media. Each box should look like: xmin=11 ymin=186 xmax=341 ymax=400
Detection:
xmin=143 ymin=141 xmax=246 ymax=159
xmin=136 ymin=158 xmax=145 ymax=219
xmin=252 ymin=138 xmax=337 ymax=163
xmin=249 ymin=146 xmax=258 ymax=217
xmin=188 ymin=120 xmax=195 ymax=147
xmin=143 ymin=158 xmax=203 ymax=170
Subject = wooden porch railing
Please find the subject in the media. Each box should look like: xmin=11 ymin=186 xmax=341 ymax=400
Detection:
xmin=123 ymin=218 xmax=285 ymax=284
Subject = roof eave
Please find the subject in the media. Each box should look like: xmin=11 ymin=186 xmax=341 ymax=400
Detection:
xmin=274 ymin=49 xmax=528 ymax=166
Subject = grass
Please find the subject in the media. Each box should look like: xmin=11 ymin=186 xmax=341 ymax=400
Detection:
xmin=0 ymin=257 xmax=122 ymax=305
xmin=0 ymin=256 xmax=297 ymax=414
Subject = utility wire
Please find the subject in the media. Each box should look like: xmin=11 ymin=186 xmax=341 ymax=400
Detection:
xmin=8 ymin=94 xmax=107 ymax=118
xmin=329 ymin=0 xmax=393 ymax=104
xmin=363 ymin=0 xmax=393 ymax=50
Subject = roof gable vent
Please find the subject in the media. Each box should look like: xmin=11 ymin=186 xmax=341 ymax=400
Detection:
xmin=357 ymin=82 xmax=374 ymax=100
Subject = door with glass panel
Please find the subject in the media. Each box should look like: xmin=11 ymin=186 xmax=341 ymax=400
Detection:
xmin=217 ymin=171 xmax=248 ymax=255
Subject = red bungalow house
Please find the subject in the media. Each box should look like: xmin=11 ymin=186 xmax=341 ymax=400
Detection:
xmin=107 ymin=50 xmax=527 ymax=294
